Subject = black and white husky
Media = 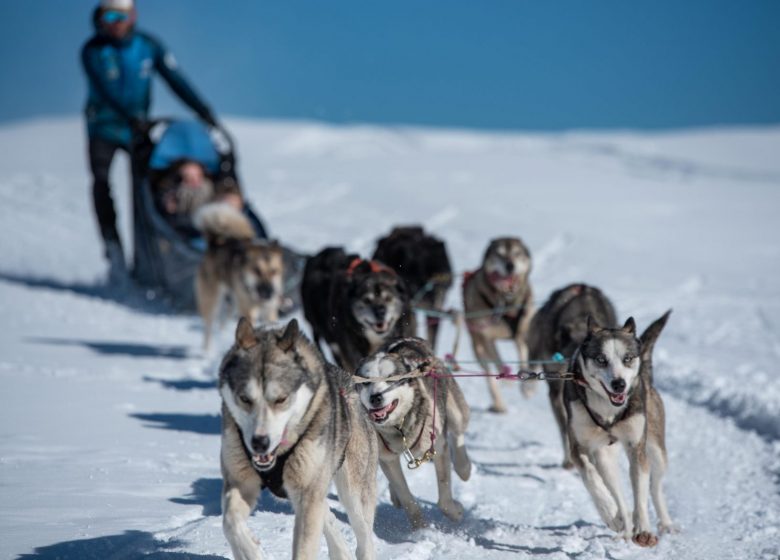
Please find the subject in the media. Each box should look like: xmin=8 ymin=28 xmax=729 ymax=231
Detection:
xmin=563 ymin=311 xmax=675 ymax=547
xmin=356 ymin=338 xmax=472 ymax=529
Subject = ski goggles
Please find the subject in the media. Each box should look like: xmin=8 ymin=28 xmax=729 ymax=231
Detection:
xmin=102 ymin=10 xmax=130 ymax=24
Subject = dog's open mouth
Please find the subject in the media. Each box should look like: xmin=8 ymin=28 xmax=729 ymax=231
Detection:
xmin=600 ymin=382 xmax=628 ymax=407
xmin=488 ymin=272 xmax=519 ymax=292
xmin=368 ymin=399 xmax=399 ymax=423
xmin=373 ymin=321 xmax=390 ymax=334
xmin=251 ymin=452 xmax=277 ymax=471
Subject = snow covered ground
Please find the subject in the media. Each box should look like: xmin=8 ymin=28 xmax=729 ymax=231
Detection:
xmin=1 ymin=117 xmax=779 ymax=559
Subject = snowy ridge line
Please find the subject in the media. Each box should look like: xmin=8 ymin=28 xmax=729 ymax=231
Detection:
xmin=556 ymin=139 xmax=780 ymax=185
xmin=655 ymin=360 xmax=780 ymax=442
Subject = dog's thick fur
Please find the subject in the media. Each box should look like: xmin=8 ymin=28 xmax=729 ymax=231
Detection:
xmin=301 ymin=249 xmax=417 ymax=373
xmin=563 ymin=311 xmax=675 ymax=547
xmin=356 ymin=337 xmax=471 ymax=529
xmin=372 ymin=226 xmax=453 ymax=351
xmin=528 ymin=284 xmax=617 ymax=468
xmin=219 ymin=318 xmax=378 ymax=560
xmin=463 ymin=237 xmax=535 ymax=412
xmin=300 ymin=246 xmax=357 ymax=355
xmin=195 ymin=203 xmax=284 ymax=351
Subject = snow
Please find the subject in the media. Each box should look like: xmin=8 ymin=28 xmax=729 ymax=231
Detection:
xmin=1 ymin=116 xmax=779 ymax=560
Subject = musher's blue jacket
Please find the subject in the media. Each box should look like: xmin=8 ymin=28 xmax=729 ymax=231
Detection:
xmin=81 ymin=17 xmax=212 ymax=146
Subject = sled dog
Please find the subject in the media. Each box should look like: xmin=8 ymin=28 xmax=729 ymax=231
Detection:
xmin=195 ymin=202 xmax=284 ymax=351
xmin=463 ymin=237 xmax=535 ymax=412
xmin=528 ymin=283 xmax=616 ymax=468
xmin=356 ymin=337 xmax=472 ymax=529
xmin=563 ymin=311 xmax=675 ymax=547
xmin=301 ymin=250 xmax=416 ymax=372
xmin=373 ymin=226 xmax=453 ymax=351
xmin=219 ymin=318 xmax=378 ymax=560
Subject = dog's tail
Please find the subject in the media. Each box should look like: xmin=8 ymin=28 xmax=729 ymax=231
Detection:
xmin=194 ymin=202 xmax=256 ymax=244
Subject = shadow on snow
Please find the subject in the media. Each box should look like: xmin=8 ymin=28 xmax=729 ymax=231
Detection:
xmin=17 ymin=530 xmax=225 ymax=560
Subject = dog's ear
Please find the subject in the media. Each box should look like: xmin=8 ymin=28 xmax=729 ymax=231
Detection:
xmin=277 ymin=319 xmax=299 ymax=353
xmin=235 ymin=317 xmax=258 ymax=350
xmin=639 ymin=310 xmax=671 ymax=360
xmin=392 ymin=339 xmax=433 ymax=373
xmin=622 ymin=317 xmax=637 ymax=335
xmin=587 ymin=315 xmax=603 ymax=335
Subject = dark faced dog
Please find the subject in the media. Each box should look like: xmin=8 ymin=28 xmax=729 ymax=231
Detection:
xmin=301 ymin=249 xmax=417 ymax=372
xmin=528 ymin=283 xmax=617 ymax=468
xmin=373 ymin=226 xmax=453 ymax=351
xmin=300 ymin=247 xmax=358 ymax=356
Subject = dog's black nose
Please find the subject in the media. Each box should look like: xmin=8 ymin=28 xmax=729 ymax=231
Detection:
xmin=252 ymin=435 xmax=270 ymax=453
xmin=256 ymin=282 xmax=274 ymax=300
xmin=373 ymin=305 xmax=387 ymax=319
xmin=505 ymin=261 xmax=515 ymax=273
xmin=611 ymin=378 xmax=626 ymax=393
xmin=369 ymin=393 xmax=383 ymax=407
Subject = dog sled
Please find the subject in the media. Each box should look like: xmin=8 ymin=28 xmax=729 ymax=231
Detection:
xmin=129 ymin=118 xmax=305 ymax=311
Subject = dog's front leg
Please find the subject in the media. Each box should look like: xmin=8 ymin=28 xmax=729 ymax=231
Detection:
xmin=571 ymin=449 xmax=619 ymax=532
xmin=322 ymin=509 xmax=352 ymax=560
xmin=433 ymin=435 xmax=464 ymax=521
xmin=472 ymin=333 xmax=507 ymax=413
xmin=380 ymin=456 xmax=426 ymax=530
xmin=222 ymin=479 xmax=263 ymax=560
xmin=513 ymin=335 xmax=536 ymax=398
xmin=592 ymin=444 xmax=632 ymax=538
xmin=627 ymin=443 xmax=658 ymax=547
xmin=289 ymin=487 xmax=329 ymax=560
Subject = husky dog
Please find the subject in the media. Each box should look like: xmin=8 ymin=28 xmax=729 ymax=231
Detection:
xmin=302 ymin=250 xmax=417 ymax=372
xmin=563 ymin=311 xmax=675 ymax=547
xmin=463 ymin=237 xmax=535 ymax=412
xmin=356 ymin=337 xmax=471 ymax=529
xmin=372 ymin=226 xmax=453 ymax=351
xmin=195 ymin=203 xmax=284 ymax=351
xmin=528 ymin=284 xmax=616 ymax=468
xmin=219 ymin=318 xmax=378 ymax=560
xmin=300 ymin=246 xmax=357 ymax=356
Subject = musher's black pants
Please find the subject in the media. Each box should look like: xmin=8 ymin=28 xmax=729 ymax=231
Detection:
xmin=88 ymin=136 xmax=128 ymax=249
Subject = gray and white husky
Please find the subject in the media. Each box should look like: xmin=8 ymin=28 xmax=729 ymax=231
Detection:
xmin=356 ymin=338 xmax=472 ymax=529
xmin=528 ymin=283 xmax=617 ymax=468
xmin=563 ymin=311 xmax=675 ymax=547
xmin=463 ymin=237 xmax=535 ymax=412
xmin=219 ymin=318 xmax=378 ymax=560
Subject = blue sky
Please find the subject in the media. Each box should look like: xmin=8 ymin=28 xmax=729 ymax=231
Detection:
xmin=1 ymin=0 xmax=778 ymax=130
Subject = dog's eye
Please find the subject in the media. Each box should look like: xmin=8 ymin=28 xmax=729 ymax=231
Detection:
xmin=273 ymin=396 xmax=289 ymax=406
xmin=622 ymin=354 xmax=635 ymax=366
xmin=239 ymin=394 xmax=252 ymax=406
xmin=595 ymin=354 xmax=608 ymax=367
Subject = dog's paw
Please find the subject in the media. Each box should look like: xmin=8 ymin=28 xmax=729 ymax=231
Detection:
xmin=408 ymin=511 xmax=429 ymax=531
xmin=489 ymin=403 xmax=508 ymax=414
xmin=561 ymin=458 xmax=575 ymax=470
xmin=439 ymin=499 xmax=465 ymax=522
xmin=658 ymin=521 xmax=680 ymax=535
xmin=632 ymin=531 xmax=659 ymax=547
xmin=605 ymin=513 xmax=626 ymax=533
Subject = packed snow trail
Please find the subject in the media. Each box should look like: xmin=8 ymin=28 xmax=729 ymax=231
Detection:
xmin=1 ymin=118 xmax=778 ymax=560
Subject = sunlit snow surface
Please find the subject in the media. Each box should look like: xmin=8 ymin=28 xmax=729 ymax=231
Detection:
xmin=1 ymin=117 xmax=779 ymax=559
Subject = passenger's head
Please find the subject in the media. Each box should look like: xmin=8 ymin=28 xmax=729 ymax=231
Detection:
xmin=178 ymin=161 xmax=207 ymax=188
xmin=98 ymin=0 xmax=136 ymax=40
